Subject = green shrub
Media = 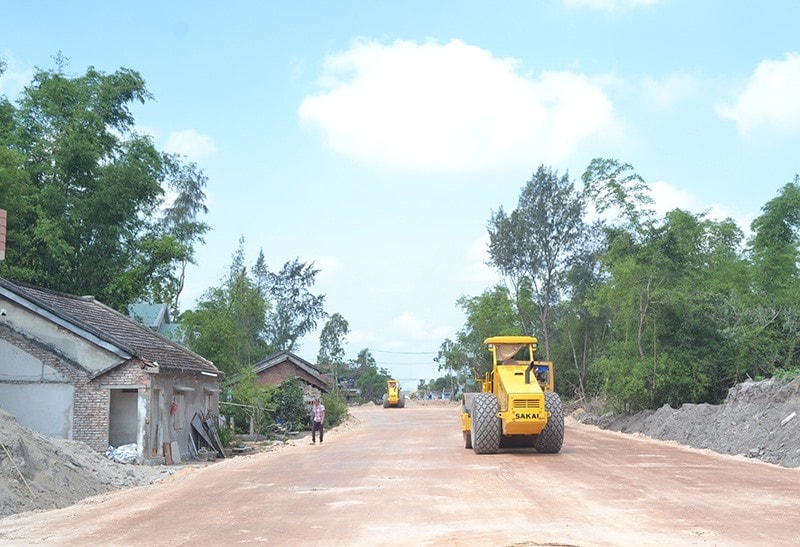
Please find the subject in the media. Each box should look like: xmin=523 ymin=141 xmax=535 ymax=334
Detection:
xmin=323 ymin=392 xmax=348 ymax=428
xmin=216 ymin=424 xmax=235 ymax=447
xmin=276 ymin=377 xmax=308 ymax=430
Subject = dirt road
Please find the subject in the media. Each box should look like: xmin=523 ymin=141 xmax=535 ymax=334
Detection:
xmin=1 ymin=401 xmax=799 ymax=546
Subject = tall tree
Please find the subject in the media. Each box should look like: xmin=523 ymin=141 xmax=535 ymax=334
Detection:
xmin=744 ymin=178 xmax=800 ymax=375
xmin=582 ymin=157 xmax=655 ymax=235
xmin=151 ymin=157 xmax=210 ymax=315
xmin=0 ymin=56 xmax=208 ymax=311
xmin=182 ymin=238 xmax=269 ymax=375
xmin=317 ymin=312 xmax=350 ymax=390
xmin=264 ymin=258 xmax=327 ymax=351
xmin=488 ymin=165 xmax=585 ymax=359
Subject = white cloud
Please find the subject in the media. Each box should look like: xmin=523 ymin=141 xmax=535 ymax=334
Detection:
xmin=717 ymin=53 xmax=800 ymax=136
xmin=299 ymin=39 xmax=620 ymax=173
xmin=641 ymin=73 xmax=699 ymax=109
xmin=164 ymin=129 xmax=217 ymax=160
xmin=561 ymin=0 xmax=660 ymax=11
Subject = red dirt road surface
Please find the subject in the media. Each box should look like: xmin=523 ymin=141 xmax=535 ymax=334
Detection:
xmin=1 ymin=401 xmax=799 ymax=546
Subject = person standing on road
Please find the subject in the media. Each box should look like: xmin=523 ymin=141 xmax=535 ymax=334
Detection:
xmin=311 ymin=398 xmax=325 ymax=444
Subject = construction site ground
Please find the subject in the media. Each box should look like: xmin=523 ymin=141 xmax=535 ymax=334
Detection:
xmin=1 ymin=376 xmax=799 ymax=546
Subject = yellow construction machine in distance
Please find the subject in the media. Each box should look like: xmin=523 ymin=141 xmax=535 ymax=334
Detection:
xmin=460 ymin=335 xmax=564 ymax=454
xmin=383 ymin=379 xmax=405 ymax=408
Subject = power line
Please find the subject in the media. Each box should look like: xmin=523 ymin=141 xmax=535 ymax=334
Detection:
xmin=367 ymin=348 xmax=439 ymax=355
xmin=376 ymin=361 xmax=437 ymax=366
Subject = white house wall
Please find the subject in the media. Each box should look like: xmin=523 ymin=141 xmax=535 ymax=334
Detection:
xmin=0 ymin=338 xmax=74 ymax=438
xmin=0 ymin=382 xmax=74 ymax=438
xmin=0 ymin=297 xmax=125 ymax=375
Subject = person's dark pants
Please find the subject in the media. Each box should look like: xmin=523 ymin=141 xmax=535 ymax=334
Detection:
xmin=312 ymin=420 xmax=324 ymax=442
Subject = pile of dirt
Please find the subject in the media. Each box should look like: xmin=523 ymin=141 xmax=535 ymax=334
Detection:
xmin=571 ymin=376 xmax=800 ymax=468
xmin=0 ymin=408 xmax=178 ymax=519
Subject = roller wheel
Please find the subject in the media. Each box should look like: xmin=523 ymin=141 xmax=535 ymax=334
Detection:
xmin=398 ymin=393 xmax=405 ymax=408
xmin=382 ymin=394 xmax=389 ymax=408
xmin=471 ymin=393 xmax=501 ymax=454
xmin=534 ymin=391 xmax=564 ymax=453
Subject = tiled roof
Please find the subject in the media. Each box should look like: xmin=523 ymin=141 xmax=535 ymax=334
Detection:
xmin=1 ymin=278 xmax=221 ymax=379
xmin=254 ymin=351 xmax=329 ymax=390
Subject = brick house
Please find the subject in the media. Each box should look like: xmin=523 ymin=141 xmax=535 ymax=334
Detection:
xmin=0 ymin=277 xmax=223 ymax=463
xmin=253 ymin=351 xmax=330 ymax=401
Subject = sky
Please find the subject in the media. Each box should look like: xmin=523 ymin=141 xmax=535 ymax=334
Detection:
xmin=3 ymin=0 xmax=800 ymax=388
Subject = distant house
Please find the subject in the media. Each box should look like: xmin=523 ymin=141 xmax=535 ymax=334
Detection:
xmin=128 ymin=302 xmax=184 ymax=343
xmin=0 ymin=277 xmax=223 ymax=464
xmin=253 ymin=351 xmax=330 ymax=401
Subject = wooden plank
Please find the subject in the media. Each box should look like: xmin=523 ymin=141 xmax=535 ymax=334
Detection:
xmin=163 ymin=442 xmax=172 ymax=465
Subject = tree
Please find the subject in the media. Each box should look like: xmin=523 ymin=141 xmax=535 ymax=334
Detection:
xmin=351 ymin=349 xmax=390 ymax=403
xmin=581 ymin=157 xmax=655 ymax=235
xmin=749 ymin=178 xmax=800 ymax=303
xmin=742 ymin=178 xmax=800 ymax=376
xmin=0 ymin=56 xmax=208 ymax=311
xmin=436 ymin=286 xmax=519 ymax=380
xmin=182 ymin=238 xmax=270 ymax=376
xmin=275 ymin=377 xmax=307 ymax=430
xmin=264 ymin=258 xmax=327 ymax=352
xmin=488 ymin=165 xmax=585 ymax=358
xmin=150 ymin=157 xmax=210 ymax=315
xmin=317 ymin=313 xmax=350 ymax=390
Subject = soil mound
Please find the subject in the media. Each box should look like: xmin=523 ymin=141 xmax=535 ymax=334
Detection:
xmin=0 ymin=408 xmax=175 ymax=519
xmin=572 ymin=376 xmax=800 ymax=468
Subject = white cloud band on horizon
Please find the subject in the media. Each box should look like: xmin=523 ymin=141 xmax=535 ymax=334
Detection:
xmin=299 ymin=39 xmax=620 ymax=174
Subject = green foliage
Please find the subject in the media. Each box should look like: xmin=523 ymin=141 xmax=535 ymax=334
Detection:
xmin=275 ymin=377 xmax=307 ymax=429
xmin=352 ymin=350 xmax=391 ymax=403
xmin=263 ymin=258 xmax=327 ymax=352
xmin=593 ymin=355 xmax=653 ymax=414
xmin=216 ymin=423 xmax=235 ymax=448
xmin=487 ymin=165 xmax=586 ymax=359
xmin=322 ymin=392 xmax=348 ymax=428
xmin=462 ymin=158 xmax=800 ymax=413
xmin=317 ymin=312 xmax=350 ymax=389
xmin=182 ymin=238 xmax=270 ymax=376
xmin=229 ymin=369 xmax=276 ymax=436
xmin=0 ymin=58 xmax=208 ymax=312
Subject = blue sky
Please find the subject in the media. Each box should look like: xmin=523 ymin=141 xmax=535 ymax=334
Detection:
xmin=3 ymin=0 xmax=800 ymax=387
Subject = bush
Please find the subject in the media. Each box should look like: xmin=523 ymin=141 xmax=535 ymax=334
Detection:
xmin=275 ymin=377 xmax=308 ymax=430
xmin=323 ymin=392 xmax=348 ymax=428
xmin=216 ymin=424 xmax=235 ymax=447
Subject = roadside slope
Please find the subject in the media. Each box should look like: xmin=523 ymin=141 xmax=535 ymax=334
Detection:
xmin=572 ymin=376 xmax=800 ymax=468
